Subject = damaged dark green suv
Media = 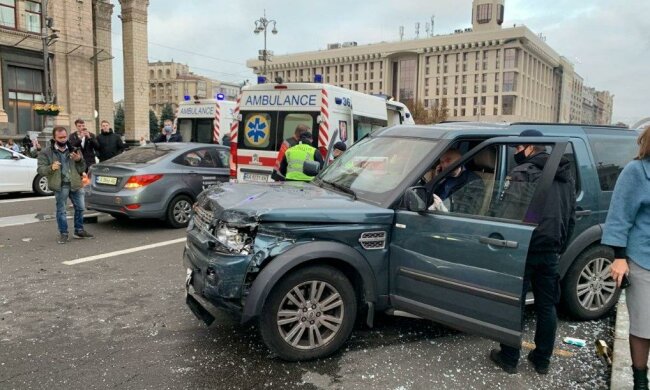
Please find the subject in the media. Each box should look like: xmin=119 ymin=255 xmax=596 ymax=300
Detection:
xmin=183 ymin=122 xmax=639 ymax=361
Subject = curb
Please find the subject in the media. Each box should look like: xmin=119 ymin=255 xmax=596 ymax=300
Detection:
xmin=611 ymin=292 xmax=632 ymax=390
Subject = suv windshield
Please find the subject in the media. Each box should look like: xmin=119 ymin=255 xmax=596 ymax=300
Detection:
xmin=317 ymin=136 xmax=438 ymax=205
xmin=108 ymin=146 xmax=172 ymax=164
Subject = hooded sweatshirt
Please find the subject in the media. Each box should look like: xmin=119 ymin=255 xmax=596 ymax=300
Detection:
xmin=496 ymin=152 xmax=577 ymax=253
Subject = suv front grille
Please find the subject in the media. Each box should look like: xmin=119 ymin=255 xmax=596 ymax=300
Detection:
xmin=359 ymin=231 xmax=387 ymax=250
xmin=193 ymin=206 xmax=213 ymax=234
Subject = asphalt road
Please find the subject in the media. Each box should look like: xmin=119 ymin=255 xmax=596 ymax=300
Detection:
xmin=0 ymin=192 xmax=614 ymax=389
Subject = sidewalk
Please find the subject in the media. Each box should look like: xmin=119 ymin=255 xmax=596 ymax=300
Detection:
xmin=611 ymin=292 xmax=633 ymax=389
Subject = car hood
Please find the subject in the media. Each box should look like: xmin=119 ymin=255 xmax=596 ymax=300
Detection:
xmin=197 ymin=182 xmax=394 ymax=225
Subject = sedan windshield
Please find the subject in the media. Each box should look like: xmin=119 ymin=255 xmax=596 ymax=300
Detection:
xmin=317 ymin=136 xmax=439 ymax=205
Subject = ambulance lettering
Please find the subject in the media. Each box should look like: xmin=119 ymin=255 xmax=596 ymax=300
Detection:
xmin=244 ymin=94 xmax=317 ymax=107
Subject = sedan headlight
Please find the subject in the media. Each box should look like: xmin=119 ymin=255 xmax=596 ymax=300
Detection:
xmin=214 ymin=223 xmax=250 ymax=253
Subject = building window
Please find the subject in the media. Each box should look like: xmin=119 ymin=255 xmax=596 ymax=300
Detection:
xmin=24 ymin=1 xmax=41 ymax=33
xmin=502 ymin=95 xmax=516 ymax=115
xmin=504 ymin=48 xmax=518 ymax=68
xmin=462 ymin=86 xmax=466 ymax=94
xmin=463 ymin=52 xmax=468 ymax=62
xmin=482 ymin=85 xmax=487 ymax=93
xmin=463 ymin=63 xmax=467 ymax=72
xmin=462 ymin=75 xmax=467 ymax=84
xmin=494 ymin=96 xmax=499 ymax=105
xmin=503 ymin=71 xmax=517 ymax=92
xmin=493 ymin=107 xmax=498 ymax=115
xmin=461 ymin=97 xmax=466 ymax=106
xmin=0 ymin=0 xmax=16 ymax=29
xmin=461 ymin=108 xmax=466 ymax=116
xmin=5 ymin=65 xmax=44 ymax=133
xmin=397 ymin=57 xmax=417 ymax=102
xmin=482 ymin=73 xmax=487 ymax=83
xmin=477 ymin=4 xmax=492 ymax=24
xmin=497 ymin=4 xmax=505 ymax=25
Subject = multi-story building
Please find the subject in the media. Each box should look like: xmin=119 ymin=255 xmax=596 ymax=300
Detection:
xmin=247 ymin=0 xmax=613 ymax=124
xmin=0 ymin=0 xmax=114 ymax=138
xmin=582 ymin=86 xmax=597 ymax=125
xmin=596 ymin=90 xmax=614 ymax=125
xmin=148 ymin=61 xmax=240 ymax=117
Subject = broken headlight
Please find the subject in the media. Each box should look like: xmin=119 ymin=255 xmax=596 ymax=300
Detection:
xmin=214 ymin=223 xmax=252 ymax=253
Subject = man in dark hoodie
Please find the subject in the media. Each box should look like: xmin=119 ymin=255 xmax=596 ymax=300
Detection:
xmin=97 ymin=120 xmax=125 ymax=162
xmin=489 ymin=129 xmax=576 ymax=376
xmin=69 ymin=119 xmax=99 ymax=171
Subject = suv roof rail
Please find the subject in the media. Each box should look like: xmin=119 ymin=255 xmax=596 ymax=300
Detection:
xmin=511 ymin=122 xmax=631 ymax=130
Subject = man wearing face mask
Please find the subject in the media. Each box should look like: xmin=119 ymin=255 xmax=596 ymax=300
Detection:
xmin=153 ymin=119 xmax=182 ymax=143
xmin=489 ymin=129 xmax=576 ymax=376
xmin=37 ymin=127 xmax=94 ymax=244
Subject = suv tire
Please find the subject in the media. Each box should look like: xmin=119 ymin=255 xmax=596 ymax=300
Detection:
xmin=166 ymin=195 xmax=193 ymax=228
xmin=259 ymin=265 xmax=357 ymax=361
xmin=562 ymin=245 xmax=620 ymax=320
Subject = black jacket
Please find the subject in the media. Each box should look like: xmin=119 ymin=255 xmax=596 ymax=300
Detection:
xmin=69 ymin=131 xmax=99 ymax=168
xmin=153 ymin=133 xmax=183 ymax=143
xmin=496 ymin=152 xmax=576 ymax=253
xmin=97 ymin=130 xmax=125 ymax=161
xmin=429 ymin=168 xmax=485 ymax=215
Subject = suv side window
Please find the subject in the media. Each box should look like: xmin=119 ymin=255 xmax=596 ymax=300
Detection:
xmin=586 ymin=132 xmax=638 ymax=191
xmin=428 ymin=142 xmax=559 ymax=223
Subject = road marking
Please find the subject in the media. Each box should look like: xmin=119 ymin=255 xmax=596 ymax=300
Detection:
xmin=0 ymin=212 xmax=102 ymax=228
xmin=63 ymin=237 xmax=187 ymax=265
xmin=0 ymin=196 xmax=54 ymax=204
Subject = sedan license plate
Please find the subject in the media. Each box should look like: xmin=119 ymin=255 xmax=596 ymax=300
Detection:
xmin=96 ymin=176 xmax=118 ymax=185
xmin=243 ymin=172 xmax=269 ymax=183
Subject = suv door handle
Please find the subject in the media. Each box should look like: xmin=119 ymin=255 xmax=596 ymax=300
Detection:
xmin=188 ymin=171 xmax=198 ymax=176
xmin=575 ymin=209 xmax=592 ymax=217
xmin=479 ymin=236 xmax=519 ymax=249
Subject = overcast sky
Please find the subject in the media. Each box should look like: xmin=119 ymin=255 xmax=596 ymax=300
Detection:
xmin=110 ymin=0 xmax=649 ymax=126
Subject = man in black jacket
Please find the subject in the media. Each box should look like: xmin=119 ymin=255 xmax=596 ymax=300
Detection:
xmin=489 ymin=129 xmax=576 ymax=376
xmin=69 ymin=119 xmax=99 ymax=172
xmin=153 ymin=119 xmax=182 ymax=143
xmin=97 ymin=120 xmax=125 ymax=162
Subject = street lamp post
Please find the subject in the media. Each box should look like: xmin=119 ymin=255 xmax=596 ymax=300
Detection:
xmin=253 ymin=11 xmax=277 ymax=77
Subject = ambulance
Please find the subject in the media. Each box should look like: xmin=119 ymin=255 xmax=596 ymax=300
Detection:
xmin=229 ymin=79 xmax=414 ymax=182
xmin=175 ymin=96 xmax=236 ymax=144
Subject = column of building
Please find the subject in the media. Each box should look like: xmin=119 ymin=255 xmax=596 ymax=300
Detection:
xmin=92 ymin=0 xmax=114 ymax=129
xmin=119 ymin=0 xmax=149 ymax=142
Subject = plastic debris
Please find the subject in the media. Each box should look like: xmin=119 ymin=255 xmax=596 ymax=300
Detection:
xmin=563 ymin=337 xmax=587 ymax=347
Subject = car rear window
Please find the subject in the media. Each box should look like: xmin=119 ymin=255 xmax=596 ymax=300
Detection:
xmin=585 ymin=130 xmax=638 ymax=191
xmin=109 ymin=147 xmax=172 ymax=164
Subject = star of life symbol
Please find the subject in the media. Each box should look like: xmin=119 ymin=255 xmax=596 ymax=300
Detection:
xmin=246 ymin=116 xmax=268 ymax=146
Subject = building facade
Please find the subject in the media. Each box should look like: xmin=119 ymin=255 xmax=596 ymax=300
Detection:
xmin=149 ymin=60 xmax=241 ymax=117
xmin=0 ymin=0 xmax=114 ymax=139
xmin=247 ymin=0 xmax=613 ymax=124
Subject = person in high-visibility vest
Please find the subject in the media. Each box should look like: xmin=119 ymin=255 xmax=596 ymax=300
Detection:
xmin=279 ymin=131 xmax=324 ymax=181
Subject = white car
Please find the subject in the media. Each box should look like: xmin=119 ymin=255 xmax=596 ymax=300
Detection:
xmin=0 ymin=146 xmax=52 ymax=195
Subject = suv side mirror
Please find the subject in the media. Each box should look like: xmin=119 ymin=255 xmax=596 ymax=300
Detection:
xmin=303 ymin=160 xmax=320 ymax=177
xmin=404 ymin=186 xmax=427 ymax=212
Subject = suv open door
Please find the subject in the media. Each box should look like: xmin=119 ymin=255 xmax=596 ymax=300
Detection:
xmin=389 ymin=136 xmax=569 ymax=348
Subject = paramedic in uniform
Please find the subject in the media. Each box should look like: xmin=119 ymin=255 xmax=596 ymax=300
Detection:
xmin=279 ymin=131 xmax=324 ymax=182
xmin=272 ymin=124 xmax=309 ymax=181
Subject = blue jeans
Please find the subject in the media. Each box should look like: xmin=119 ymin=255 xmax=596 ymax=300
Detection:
xmin=55 ymin=185 xmax=85 ymax=234
xmin=500 ymin=252 xmax=561 ymax=367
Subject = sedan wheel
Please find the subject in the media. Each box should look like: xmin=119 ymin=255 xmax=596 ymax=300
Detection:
xmin=32 ymin=174 xmax=52 ymax=196
xmin=166 ymin=195 xmax=193 ymax=228
xmin=260 ymin=265 xmax=356 ymax=361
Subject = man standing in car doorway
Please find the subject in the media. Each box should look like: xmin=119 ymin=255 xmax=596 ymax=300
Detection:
xmin=489 ymin=129 xmax=576 ymax=375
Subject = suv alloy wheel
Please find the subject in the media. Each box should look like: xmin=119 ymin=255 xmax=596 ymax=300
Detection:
xmin=259 ymin=265 xmax=357 ymax=361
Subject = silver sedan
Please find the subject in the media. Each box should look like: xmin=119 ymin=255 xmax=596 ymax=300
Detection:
xmin=86 ymin=143 xmax=229 ymax=228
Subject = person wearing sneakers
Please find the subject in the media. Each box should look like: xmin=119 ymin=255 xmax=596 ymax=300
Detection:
xmin=489 ymin=129 xmax=576 ymax=375
xmin=37 ymin=126 xmax=94 ymax=244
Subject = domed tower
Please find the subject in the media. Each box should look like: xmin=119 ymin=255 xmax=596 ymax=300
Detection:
xmin=471 ymin=0 xmax=505 ymax=32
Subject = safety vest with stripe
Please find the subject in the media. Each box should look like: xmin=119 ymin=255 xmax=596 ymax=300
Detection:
xmin=285 ymin=143 xmax=316 ymax=181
